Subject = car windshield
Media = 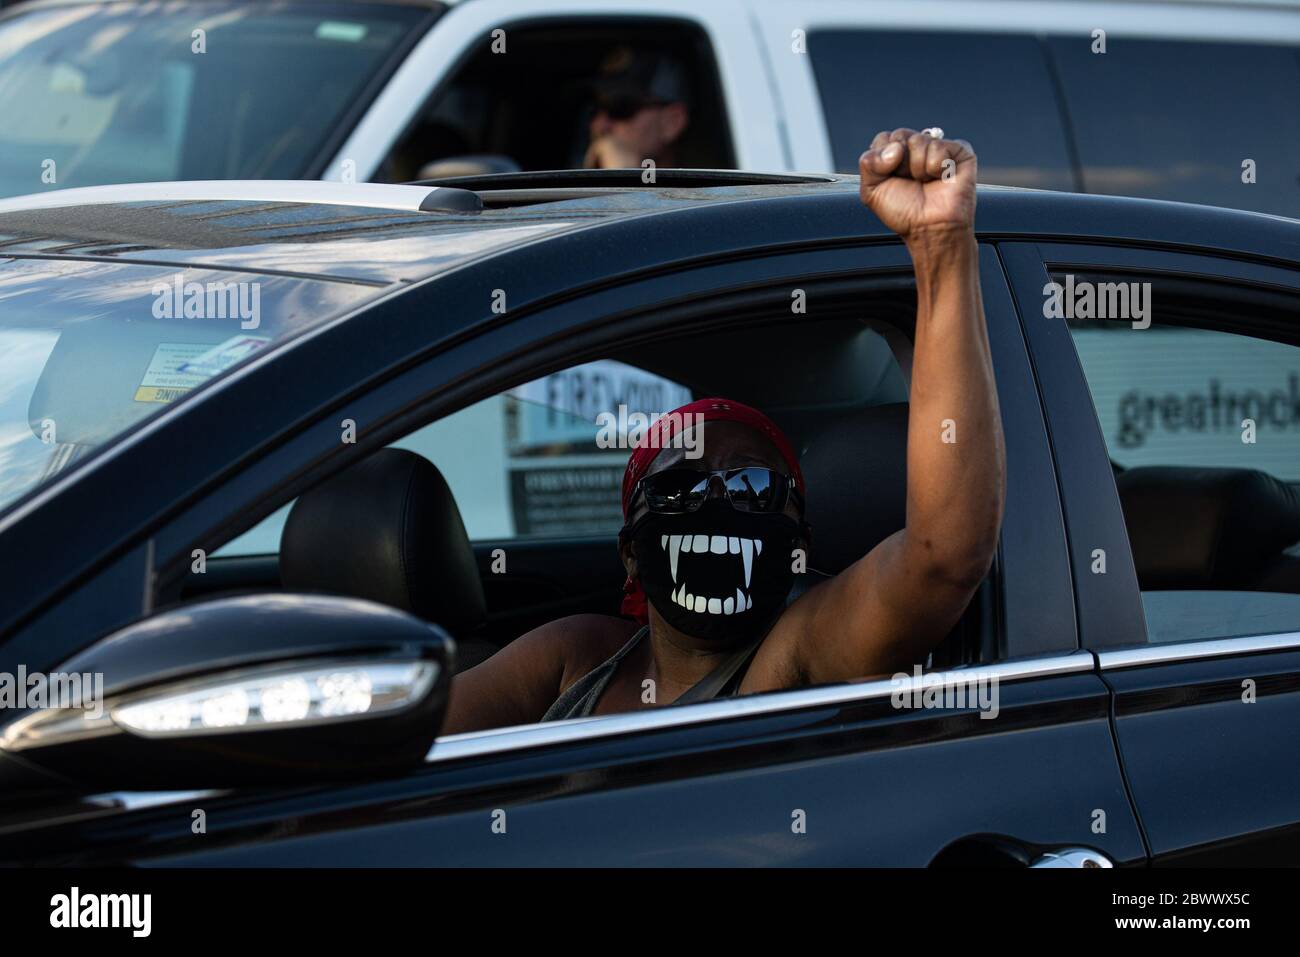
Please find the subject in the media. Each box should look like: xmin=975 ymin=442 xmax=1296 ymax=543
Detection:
xmin=0 ymin=258 xmax=379 ymax=516
xmin=0 ymin=2 xmax=430 ymax=198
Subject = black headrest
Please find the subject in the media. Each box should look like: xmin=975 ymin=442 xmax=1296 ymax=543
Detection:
xmin=1116 ymin=465 xmax=1300 ymax=589
xmin=280 ymin=449 xmax=486 ymax=632
xmin=799 ymin=403 xmax=909 ymax=574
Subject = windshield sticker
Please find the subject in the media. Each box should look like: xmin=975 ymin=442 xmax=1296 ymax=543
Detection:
xmin=133 ymin=343 xmax=214 ymax=404
xmin=316 ymin=21 xmax=368 ymax=42
xmin=177 ymin=334 xmax=272 ymax=379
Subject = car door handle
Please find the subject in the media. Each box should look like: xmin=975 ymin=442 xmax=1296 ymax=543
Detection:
xmin=932 ymin=836 xmax=1116 ymax=867
xmin=1029 ymin=847 xmax=1114 ymax=868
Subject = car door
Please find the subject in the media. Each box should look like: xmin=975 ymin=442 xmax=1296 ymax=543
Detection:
xmin=1002 ymin=239 xmax=1300 ymax=865
xmin=3 ymin=234 xmax=1145 ymax=866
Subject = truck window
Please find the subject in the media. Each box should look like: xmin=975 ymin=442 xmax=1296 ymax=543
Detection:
xmin=374 ymin=19 xmax=734 ymax=182
xmin=808 ymin=30 xmax=1075 ymax=190
xmin=1047 ymin=36 xmax=1300 ymax=216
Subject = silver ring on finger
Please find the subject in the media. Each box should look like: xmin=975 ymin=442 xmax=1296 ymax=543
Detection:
xmin=922 ymin=127 xmax=945 ymax=140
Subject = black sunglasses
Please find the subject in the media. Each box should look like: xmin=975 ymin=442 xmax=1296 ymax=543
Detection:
xmin=595 ymin=94 xmax=669 ymax=120
xmin=632 ymin=467 xmax=801 ymax=516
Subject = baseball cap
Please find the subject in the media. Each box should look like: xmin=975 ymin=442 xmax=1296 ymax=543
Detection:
xmin=592 ymin=46 xmax=688 ymax=117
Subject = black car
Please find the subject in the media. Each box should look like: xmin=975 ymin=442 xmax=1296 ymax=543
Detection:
xmin=0 ymin=170 xmax=1298 ymax=866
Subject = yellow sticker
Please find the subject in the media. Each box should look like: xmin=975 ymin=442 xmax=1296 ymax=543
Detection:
xmin=133 ymin=386 xmax=193 ymax=404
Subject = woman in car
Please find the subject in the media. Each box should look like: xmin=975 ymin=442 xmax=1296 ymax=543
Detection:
xmin=443 ymin=128 xmax=1005 ymax=733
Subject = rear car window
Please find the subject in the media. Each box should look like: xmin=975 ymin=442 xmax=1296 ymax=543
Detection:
xmin=1046 ymin=36 xmax=1300 ymax=217
xmin=1066 ymin=289 xmax=1300 ymax=645
xmin=808 ymin=30 xmax=1075 ymax=190
xmin=1072 ymin=323 xmax=1300 ymax=480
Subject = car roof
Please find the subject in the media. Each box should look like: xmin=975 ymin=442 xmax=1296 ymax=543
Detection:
xmin=0 ymin=174 xmax=850 ymax=284
xmin=0 ymin=173 xmax=1296 ymax=285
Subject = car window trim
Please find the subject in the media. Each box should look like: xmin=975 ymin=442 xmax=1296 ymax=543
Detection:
xmin=1098 ymin=630 xmax=1300 ymax=671
xmin=426 ymin=650 xmax=1094 ymax=764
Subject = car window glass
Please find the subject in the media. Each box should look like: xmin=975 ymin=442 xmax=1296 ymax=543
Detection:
xmin=1067 ymin=292 xmax=1300 ymax=644
xmin=216 ymin=360 xmax=692 ymax=554
xmin=1072 ymin=324 xmax=1300 ymax=479
xmin=1047 ymin=36 xmax=1300 ymax=216
xmin=375 ymin=20 xmax=734 ymax=182
xmin=808 ymin=30 xmax=1074 ymax=190
xmin=1141 ymin=590 xmax=1300 ymax=644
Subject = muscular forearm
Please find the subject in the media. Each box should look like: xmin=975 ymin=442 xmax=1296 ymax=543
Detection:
xmin=904 ymin=227 xmax=1005 ymax=587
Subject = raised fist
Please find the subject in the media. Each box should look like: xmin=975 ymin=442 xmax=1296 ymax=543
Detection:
xmin=858 ymin=128 xmax=976 ymax=241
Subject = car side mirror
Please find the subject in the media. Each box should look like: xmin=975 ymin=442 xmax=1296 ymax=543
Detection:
xmin=0 ymin=594 xmax=454 ymax=795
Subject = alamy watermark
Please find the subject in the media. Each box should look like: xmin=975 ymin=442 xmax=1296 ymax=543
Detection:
xmin=1043 ymin=274 xmax=1152 ymax=329
xmin=0 ymin=666 xmax=104 ymax=718
xmin=50 ymin=887 xmax=151 ymax=937
xmin=152 ymin=273 xmax=261 ymax=329
xmin=890 ymin=665 xmax=1000 ymax=719
xmin=595 ymin=405 xmax=704 ymax=458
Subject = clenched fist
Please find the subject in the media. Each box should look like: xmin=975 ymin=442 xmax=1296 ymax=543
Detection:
xmin=858 ymin=128 xmax=976 ymax=241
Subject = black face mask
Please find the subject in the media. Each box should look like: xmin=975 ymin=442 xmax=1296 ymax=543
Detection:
xmin=629 ymin=499 xmax=800 ymax=642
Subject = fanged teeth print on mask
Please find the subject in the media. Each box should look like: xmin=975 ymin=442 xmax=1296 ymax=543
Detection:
xmin=631 ymin=500 xmax=799 ymax=641
xmin=664 ymin=534 xmax=762 ymax=614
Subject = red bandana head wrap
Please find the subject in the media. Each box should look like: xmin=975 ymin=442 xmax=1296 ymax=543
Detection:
xmin=618 ymin=397 xmax=805 ymax=623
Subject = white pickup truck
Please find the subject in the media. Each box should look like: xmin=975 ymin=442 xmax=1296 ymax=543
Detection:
xmin=1 ymin=0 xmax=1297 ymax=216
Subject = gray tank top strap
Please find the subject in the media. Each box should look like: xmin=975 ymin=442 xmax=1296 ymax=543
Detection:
xmin=540 ymin=625 xmax=648 ymax=722
xmin=540 ymin=620 xmax=772 ymax=722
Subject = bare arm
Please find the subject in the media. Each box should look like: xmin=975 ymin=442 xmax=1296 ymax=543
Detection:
xmin=439 ymin=614 xmax=635 ymax=735
xmin=774 ymin=129 xmax=1006 ymax=684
